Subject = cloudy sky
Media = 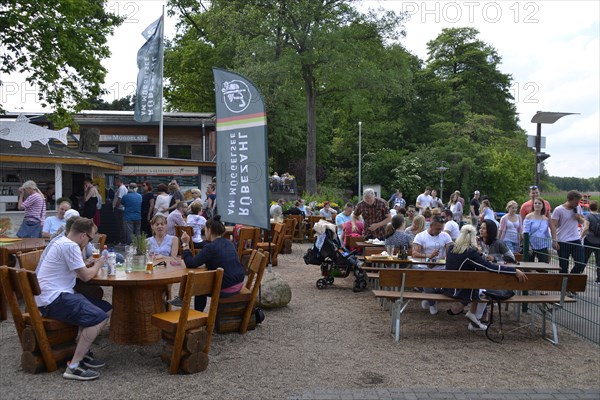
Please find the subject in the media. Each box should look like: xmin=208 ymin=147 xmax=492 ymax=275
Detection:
xmin=2 ymin=1 xmax=598 ymax=178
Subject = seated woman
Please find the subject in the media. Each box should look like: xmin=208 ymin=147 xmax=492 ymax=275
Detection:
xmin=444 ymin=225 xmax=527 ymax=331
xmin=187 ymin=202 xmax=207 ymax=250
xmin=179 ymin=215 xmax=246 ymax=311
xmin=404 ymin=214 xmax=425 ymax=237
xmin=384 ymin=214 xmax=412 ymax=249
xmin=342 ymin=218 xmax=364 ymax=250
xmin=479 ymin=219 xmax=516 ymax=263
xmin=147 ymin=215 xmax=179 ymax=257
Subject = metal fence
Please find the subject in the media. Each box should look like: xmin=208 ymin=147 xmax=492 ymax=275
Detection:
xmin=523 ymin=234 xmax=600 ymax=345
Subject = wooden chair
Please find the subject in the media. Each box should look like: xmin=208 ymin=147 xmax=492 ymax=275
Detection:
xmin=151 ymin=268 xmax=223 ymax=374
xmin=216 ymin=249 xmax=268 ymax=334
xmin=345 ymin=235 xmax=365 ymax=250
xmin=256 ymin=222 xmax=285 ymax=266
xmin=175 ymin=225 xmax=198 ymax=256
xmin=281 ymin=217 xmax=298 ymax=254
xmin=93 ymin=233 xmax=107 ymax=250
xmin=236 ymin=227 xmax=259 ymax=261
xmin=0 ymin=266 xmax=77 ymax=373
xmin=307 ymin=216 xmax=325 ymax=240
xmin=15 ymin=249 xmax=44 ymax=272
xmin=287 ymin=214 xmax=305 ymax=242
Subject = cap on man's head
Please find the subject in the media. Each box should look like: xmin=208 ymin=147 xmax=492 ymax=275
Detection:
xmin=474 ymin=190 xmax=480 ymax=195
xmin=128 ymin=182 xmax=138 ymax=190
xmin=64 ymin=209 xmax=80 ymax=221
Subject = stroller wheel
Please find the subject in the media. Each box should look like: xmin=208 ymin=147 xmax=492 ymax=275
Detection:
xmin=326 ymin=277 xmax=334 ymax=285
xmin=353 ymin=282 xmax=362 ymax=292
xmin=316 ymin=278 xmax=327 ymax=289
xmin=359 ymin=279 xmax=367 ymax=289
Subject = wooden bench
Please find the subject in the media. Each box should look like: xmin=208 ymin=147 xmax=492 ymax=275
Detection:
xmin=373 ymin=269 xmax=587 ymax=344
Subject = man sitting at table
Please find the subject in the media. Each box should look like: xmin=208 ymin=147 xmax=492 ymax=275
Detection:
xmin=42 ymin=201 xmax=71 ymax=238
xmin=35 ymin=217 xmax=111 ymax=381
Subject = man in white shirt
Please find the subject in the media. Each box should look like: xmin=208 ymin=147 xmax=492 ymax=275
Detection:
xmin=270 ymin=198 xmax=285 ymax=220
xmin=412 ymin=215 xmax=453 ymax=315
xmin=335 ymin=203 xmax=353 ymax=240
xmin=415 ymin=187 xmax=433 ymax=214
xmin=35 ymin=218 xmax=111 ymax=381
xmin=442 ymin=209 xmax=460 ymax=240
xmin=42 ymin=201 xmax=71 ymax=238
xmin=551 ymin=190 xmax=585 ymax=275
xmin=112 ymin=177 xmax=128 ymax=244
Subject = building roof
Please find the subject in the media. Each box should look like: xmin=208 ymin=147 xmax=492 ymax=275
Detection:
xmin=0 ymin=139 xmax=123 ymax=170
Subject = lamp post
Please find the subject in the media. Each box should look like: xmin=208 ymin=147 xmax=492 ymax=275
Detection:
xmin=358 ymin=121 xmax=362 ymax=198
xmin=530 ymin=111 xmax=579 ymax=186
xmin=436 ymin=161 xmax=448 ymax=203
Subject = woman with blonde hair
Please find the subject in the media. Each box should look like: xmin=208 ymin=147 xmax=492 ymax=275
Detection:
xmin=499 ymin=200 xmax=522 ymax=253
xmin=444 ymin=225 xmax=527 ymax=331
xmin=17 ymin=180 xmax=46 ymax=238
xmin=448 ymin=191 xmax=463 ymax=224
xmin=405 ymin=214 xmax=425 ymax=237
xmin=146 ymin=214 xmax=179 ymax=257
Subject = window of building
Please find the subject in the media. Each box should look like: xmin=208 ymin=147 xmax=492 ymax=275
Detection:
xmin=131 ymin=145 xmax=156 ymax=157
xmin=168 ymin=145 xmax=192 ymax=159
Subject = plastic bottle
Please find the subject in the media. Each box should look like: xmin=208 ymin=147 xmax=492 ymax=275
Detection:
xmin=107 ymin=248 xmax=117 ymax=276
xmin=101 ymin=245 xmax=109 ymax=271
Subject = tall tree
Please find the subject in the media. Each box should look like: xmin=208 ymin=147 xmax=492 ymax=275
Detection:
xmin=0 ymin=0 xmax=123 ymax=125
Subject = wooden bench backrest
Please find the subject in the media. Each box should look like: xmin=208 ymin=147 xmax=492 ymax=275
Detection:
xmin=175 ymin=225 xmax=196 ymax=255
xmin=16 ymin=250 xmax=44 ymax=272
xmin=379 ymin=269 xmax=587 ymax=292
xmin=0 ymin=266 xmax=27 ymax=339
xmin=237 ymin=227 xmax=259 ymax=258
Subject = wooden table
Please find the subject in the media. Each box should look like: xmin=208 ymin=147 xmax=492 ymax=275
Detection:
xmin=89 ymin=257 xmax=190 ymax=345
xmin=364 ymin=256 xmax=446 ymax=268
xmin=507 ymin=261 xmax=561 ymax=272
xmin=0 ymin=237 xmax=47 ymax=320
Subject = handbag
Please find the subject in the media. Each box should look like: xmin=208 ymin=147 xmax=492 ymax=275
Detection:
xmin=16 ymin=219 xmax=42 ymax=238
xmin=483 ymin=289 xmax=515 ymax=343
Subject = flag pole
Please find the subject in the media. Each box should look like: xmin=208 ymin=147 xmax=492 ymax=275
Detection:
xmin=158 ymin=6 xmax=165 ymax=158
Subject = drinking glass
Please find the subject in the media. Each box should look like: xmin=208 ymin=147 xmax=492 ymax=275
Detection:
xmin=385 ymin=245 xmax=394 ymax=257
xmin=91 ymin=243 xmax=101 ymax=259
xmin=146 ymin=249 xmax=155 ymax=274
xmin=125 ymin=245 xmax=136 ymax=273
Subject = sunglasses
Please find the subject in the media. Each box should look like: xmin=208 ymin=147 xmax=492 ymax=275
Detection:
xmin=85 ymin=232 xmax=94 ymax=241
xmin=529 ymin=186 xmax=539 ymax=190
xmin=433 ymin=216 xmax=446 ymax=223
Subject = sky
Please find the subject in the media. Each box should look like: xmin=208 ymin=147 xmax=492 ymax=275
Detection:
xmin=2 ymin=0 xmax=598 ymax=179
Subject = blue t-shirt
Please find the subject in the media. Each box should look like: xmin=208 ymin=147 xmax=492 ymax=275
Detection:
xmin=121 ymin=192 xmax=142 ymax=221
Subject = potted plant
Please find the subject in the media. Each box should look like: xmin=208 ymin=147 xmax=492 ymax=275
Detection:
xmin=132 ymin=232 xmax=147 ymax=255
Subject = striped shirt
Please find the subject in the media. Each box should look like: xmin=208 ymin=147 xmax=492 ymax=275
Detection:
xmin=23 ymin=192 xmax=46 ymax=224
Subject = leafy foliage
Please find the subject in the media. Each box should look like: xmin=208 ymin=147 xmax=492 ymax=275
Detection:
xmin=0 ymin=0 xmax=123 ymax=126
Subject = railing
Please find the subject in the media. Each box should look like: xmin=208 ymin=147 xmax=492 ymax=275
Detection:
xmin=523 ymin=233 xmax=600 ymax=345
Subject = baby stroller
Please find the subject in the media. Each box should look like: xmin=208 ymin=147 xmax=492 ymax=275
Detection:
xmin=304 ymin=222 xmax=366 ymax=292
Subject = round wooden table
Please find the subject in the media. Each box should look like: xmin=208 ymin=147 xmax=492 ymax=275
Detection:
xmin=90 ymin=258 xmax=189 ymax=345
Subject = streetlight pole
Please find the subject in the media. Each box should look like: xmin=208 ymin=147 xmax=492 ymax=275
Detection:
xmin=437 ymin=161 xmax=448 ymax=203
xmin=530 ymin=111 xmax=578 ymax=186
xmin=358 ymin=121 xmax=362 ymax=198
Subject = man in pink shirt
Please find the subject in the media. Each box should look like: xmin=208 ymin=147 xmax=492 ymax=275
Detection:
xmin=520 ymin=185 xmax=552 ymax=220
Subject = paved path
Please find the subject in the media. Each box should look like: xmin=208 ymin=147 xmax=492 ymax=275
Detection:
xmin=289 ymin=388 xmax=600 ymax=399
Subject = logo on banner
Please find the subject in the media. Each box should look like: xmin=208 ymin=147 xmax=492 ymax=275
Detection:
xmin=221 ymin=80 xmax=251 ymax=113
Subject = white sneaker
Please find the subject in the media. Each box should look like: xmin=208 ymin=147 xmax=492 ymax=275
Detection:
xmin=429 ymin=303 xmax=438 ymax=315
xmin=465 ymin=311 xmax=487 ymax=330
xmin=421 ymin=300 xmax=429 ymax=310
xmin=468 ymin=322 xmax=488 ymax=331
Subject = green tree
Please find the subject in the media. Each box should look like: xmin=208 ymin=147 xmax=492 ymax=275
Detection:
xmin=1 ymin=0 xmax=123 ymax=126
xmin=84 ymin=95 xmax=135 ymax=111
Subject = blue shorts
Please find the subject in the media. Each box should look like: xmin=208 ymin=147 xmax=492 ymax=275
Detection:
xmin=40 ymin=292 xmax=112 ymax=327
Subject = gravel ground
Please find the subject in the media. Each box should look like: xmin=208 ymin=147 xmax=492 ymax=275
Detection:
xmin=1 ymin=242 xmax=598 ymax=399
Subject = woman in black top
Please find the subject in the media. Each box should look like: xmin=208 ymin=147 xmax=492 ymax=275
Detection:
xmin=140 ymin=181 xmax=155 ymax=236
xmin=179 ymin=215 xmax=245 ymax=311
xmin=82 ymin=178 xmax=99 ymax=219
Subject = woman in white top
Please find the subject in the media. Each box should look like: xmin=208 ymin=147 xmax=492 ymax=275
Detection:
xmin=146 ymin=215 xmax=179 ymax=257
xmin=448 ymin=192 xmax=463 ymax=224
xmin=153 ymin=183 xmax=171 ymax=218
xmin=479 ymin=199 xmax=497 ymax=226
xmin=187 ymin=202 xmax=207 ymax=249
xmin=523 ymin=197 xmax=553 ymax=263
xmin=499 ymin=200 xmax=522 ymax=253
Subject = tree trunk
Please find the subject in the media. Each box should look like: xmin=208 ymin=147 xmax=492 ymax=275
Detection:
xmin=79 ymin=128 xmax=100 ymax=152
xmin=303 ymin=66 xmax=317 ymax=195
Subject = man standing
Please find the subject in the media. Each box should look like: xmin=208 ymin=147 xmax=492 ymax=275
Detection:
xmin=470 ymin=190 xmax=481 ymax=227
xmin=442 ymin=209 xmax=460 ymax=240
xmin=35 ymin=218 xmax=111 ymax=380
xmin=121 ymin=183 xmax=142 ymax=244
xmin=520 ymin=185 xmax=552 ymax=220
xmin=42 ymin=201 xmax=71 ymax=238
xmin=552 ymin=190 xmax=585 ymax=275
xmin=430 ymin=190 xmax=443 ymax=209
xmin=167 ymin=181 xmax=184 ymax=213
xmin=352 ymin=188 xmax=391 ymax=240
xmin=415 ymin=187 xmax=433 ymax=214
xmin=388 ymin=189 xmax=406 ymax=209
xmin=112 ymin=177 xmax=128 ymax=244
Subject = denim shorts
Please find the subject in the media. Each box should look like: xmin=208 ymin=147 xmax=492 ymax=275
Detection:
xmin=40 ymin=292 xmax=112 ymax=327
